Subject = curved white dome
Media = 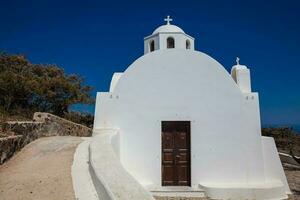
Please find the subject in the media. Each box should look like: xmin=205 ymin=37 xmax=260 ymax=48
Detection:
xmin=152 ymin=24 xmax=185 ymax=34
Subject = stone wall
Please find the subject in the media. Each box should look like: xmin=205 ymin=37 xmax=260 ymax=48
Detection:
xmin=5 ymin=122 xmax=44 ymax=143
xmin=33 ymin=112 xmax=92 ymax=137
xmin=0 ymin=135 xmax=23 ymax=164
xmin=0 ymin=112 xmax=92 ymax=164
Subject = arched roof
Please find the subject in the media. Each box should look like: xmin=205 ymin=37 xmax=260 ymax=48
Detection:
xmin=152 ymin=24 xmax=185 ymax=34
xmin=114 ymin=49 xmax=242 ymax=103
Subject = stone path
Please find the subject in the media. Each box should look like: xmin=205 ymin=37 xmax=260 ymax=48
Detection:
xmin=0 ymin=136 xmax=82 ymax=200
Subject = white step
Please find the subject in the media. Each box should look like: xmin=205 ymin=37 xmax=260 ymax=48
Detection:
xmin=149 ymin=186 xmax=206 ymax=198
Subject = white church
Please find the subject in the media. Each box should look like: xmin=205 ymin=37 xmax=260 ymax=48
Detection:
xmin=84 ymin=16 xmax=291 ymax=200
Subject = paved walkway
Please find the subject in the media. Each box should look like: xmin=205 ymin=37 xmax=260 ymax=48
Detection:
xmin=0 ymin=136 xmax=82 ymax=200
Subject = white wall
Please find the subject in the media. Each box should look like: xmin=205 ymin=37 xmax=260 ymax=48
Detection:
xmin=144 ymin=33 xmax=194 ymax=54
xmin=144 ymin=35 xmax=160 ymax=54
xmin=89 ymin=129 xmax=155 ymax=200
xmin=158 ymin=33 xmax=194 ymax=50
xmin=109 ymin=73 xmax=123 ymax=92
xmin=94 ymin=49 xmax=268 ymax=188
xmin=231 ymin=67 xmax=251 ymax=93
xmin=262 ymin=137 xmax=291 ymax=194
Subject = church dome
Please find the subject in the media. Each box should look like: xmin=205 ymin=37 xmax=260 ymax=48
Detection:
xmin=152 ymin=24 xmax=185 ymax=34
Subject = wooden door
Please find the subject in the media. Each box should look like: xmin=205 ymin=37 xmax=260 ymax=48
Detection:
xmin=161 ymin=121 xmax=191 ymax=186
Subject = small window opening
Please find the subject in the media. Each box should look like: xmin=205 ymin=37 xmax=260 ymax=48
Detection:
xmin=150 ymin=40 xmax=155 ymax=52
xmin=186 ymin=40 xmax=191 ymax=49
xmin=167 ymin=37 xmax=175 ymax=49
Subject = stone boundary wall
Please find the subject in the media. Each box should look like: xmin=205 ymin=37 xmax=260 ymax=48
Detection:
xmin=0 ymin=112 xmax=92 ymax=164
xmin=0 ymin=135 xmax=23 ymax=164
xmin=33 ymin=112 xmax=92 ymax=137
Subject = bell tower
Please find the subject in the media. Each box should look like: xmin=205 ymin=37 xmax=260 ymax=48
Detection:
xmin=144 ymin=16 xmax=195 ymax=54
xmin=231 ymin=57 xmax=252 ymax=93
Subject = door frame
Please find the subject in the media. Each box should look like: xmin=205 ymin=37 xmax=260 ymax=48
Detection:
xmin=161 ymin=121 xmax=191 ymax=186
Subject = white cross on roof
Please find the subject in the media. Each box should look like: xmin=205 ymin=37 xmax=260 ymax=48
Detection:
xmin=164 ymin=15 xmax=173 ymax=25
xmin=236 ymin=57 xmax=240 ymax=65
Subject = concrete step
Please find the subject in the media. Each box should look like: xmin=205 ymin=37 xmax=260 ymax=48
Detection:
xmin=152 ymin=192 xmax=206 ymax=198
xmin=149 ymin=186 xmax=206 ymax=198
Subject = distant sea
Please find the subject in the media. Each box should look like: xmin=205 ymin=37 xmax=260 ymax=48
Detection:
xmin=262 ymin=124 xmax=300 ymax=134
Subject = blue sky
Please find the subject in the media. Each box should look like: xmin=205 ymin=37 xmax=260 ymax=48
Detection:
xmin=0 ymin=0 xmax=299 ymax=126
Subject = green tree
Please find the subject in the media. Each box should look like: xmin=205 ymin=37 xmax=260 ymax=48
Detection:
xmin=0 ymin=51 xmax=94 ymax=118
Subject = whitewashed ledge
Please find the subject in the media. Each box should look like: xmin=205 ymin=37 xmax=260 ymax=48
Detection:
xmin=89 ymin=128 xmax=155 ymax=200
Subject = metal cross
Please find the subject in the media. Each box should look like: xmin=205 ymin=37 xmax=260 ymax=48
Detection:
xmin=164 ymin=15 xmax=173 ymax=25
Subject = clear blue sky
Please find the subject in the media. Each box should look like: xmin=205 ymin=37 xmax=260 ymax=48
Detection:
xmin=0 ymin=0 xmax=299 ymax=127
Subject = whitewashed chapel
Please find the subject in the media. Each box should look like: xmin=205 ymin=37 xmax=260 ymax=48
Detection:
xmin=91 ymin=16 xmax=291 ymax=199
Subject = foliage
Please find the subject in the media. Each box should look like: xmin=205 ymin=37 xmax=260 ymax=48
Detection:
xmin=0 ymin=51 xmax=94 ymax=119
xmin=63 ymin=111 xmax=94 ymax=128
xmin=262 ymin=127 xmax=297 ymax=139
xmin=262 ymin=127 xmax=300 ymax=156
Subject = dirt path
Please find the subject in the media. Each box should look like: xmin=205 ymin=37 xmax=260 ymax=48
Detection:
xmin=0 ymin=136 xmax=83 ymax=200
xmin=285 ymin=167 xmax=300 ymax=200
